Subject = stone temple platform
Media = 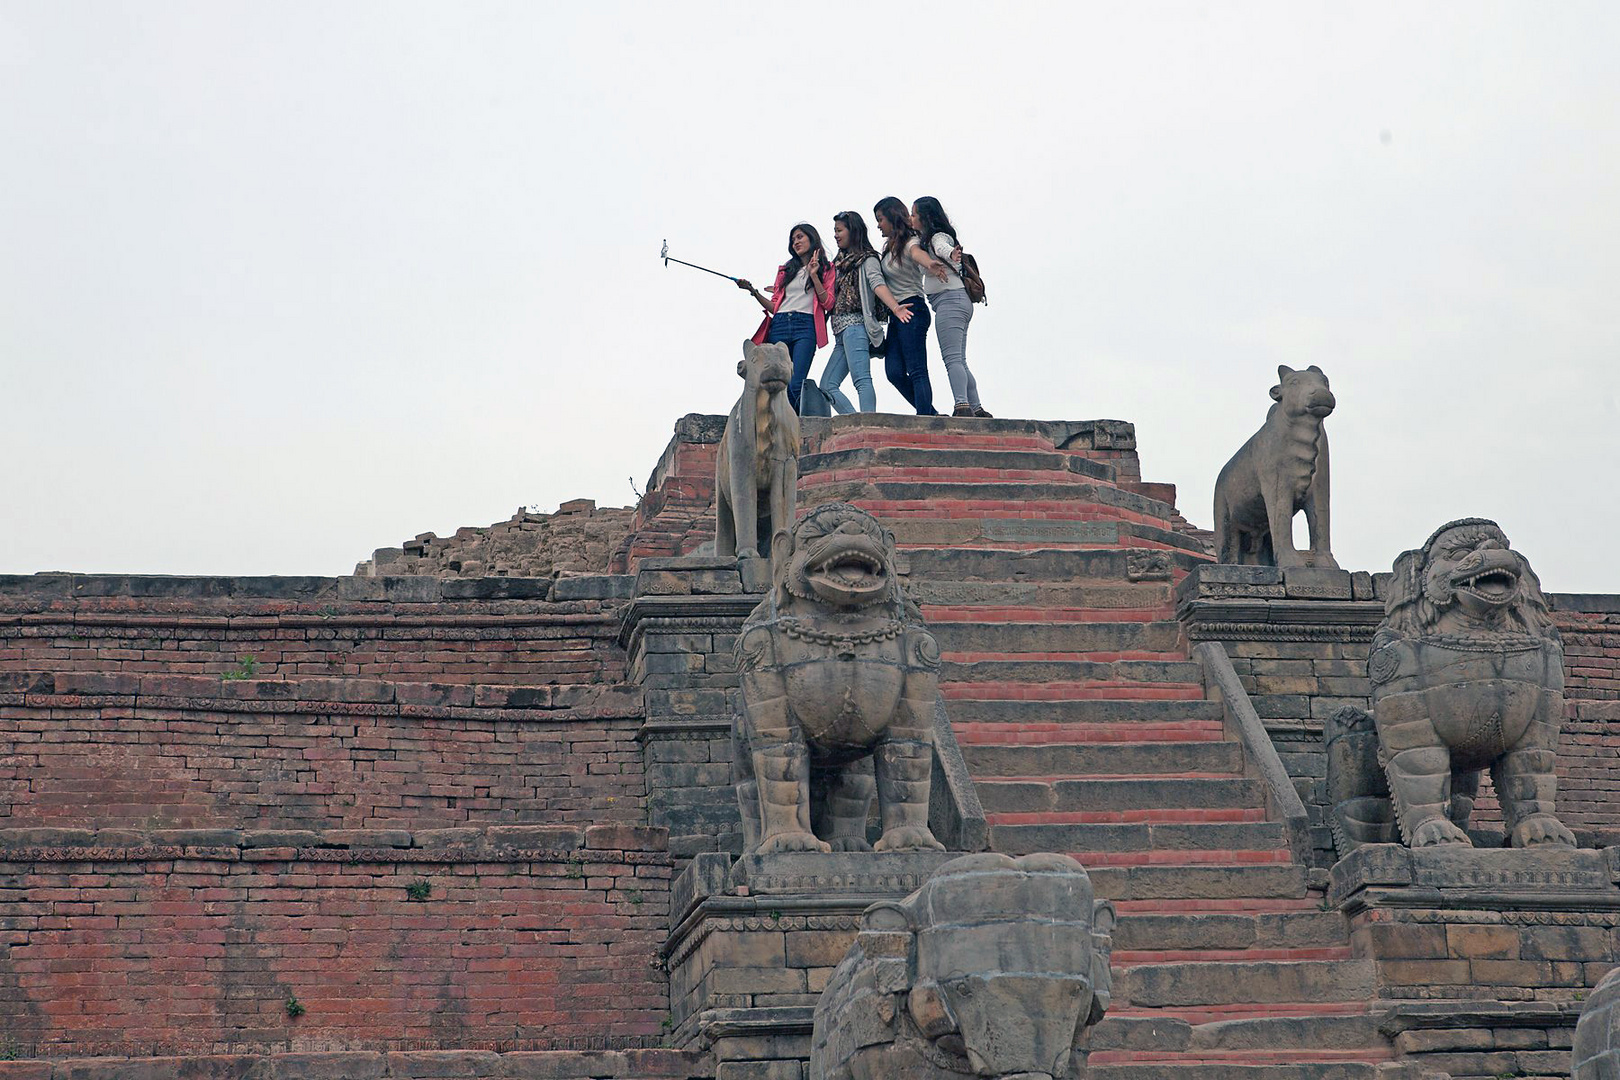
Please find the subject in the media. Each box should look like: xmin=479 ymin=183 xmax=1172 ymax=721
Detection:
xmin=0 ymin=412 xmax=1616 ymax=1080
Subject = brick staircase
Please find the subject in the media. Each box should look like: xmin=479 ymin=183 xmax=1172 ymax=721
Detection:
xmin=797 ymin=415 xmax=1399 ymax=1080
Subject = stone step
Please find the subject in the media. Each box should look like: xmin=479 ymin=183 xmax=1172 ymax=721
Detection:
xmin=798 ymin=443 xmax=1116 ymax=482
xmin=795 ymin=478 xmax=1170 ymax=519
xmin=904 ymin=545 xmax=1206 ymax=583
xmin=911 ymin=579 xmax=1172 ymax=611
xmin=930 ymin=618 xmax=1186 ymax=657
xmin=963 ymin=739 xmax=1243 ymax=777
xmin=1090 ymin=863 xmax=1309 ymax=902
xmin=1088 ymin=1059 xmax=1387 ymax=1079
xmin=1095 ymin=1010 xmax=1382 ymax=1054
xmin=1112 ymin=908 xmax=1353 ymax=953
xmin=946 ymin=696 xmax=1222 ymax=725
xmin=940 ymin=658 xmax=1203 ymax=685
xmin=1114 ymin=958 xmax=1377 ymax=1008
xmin=990 ymin=819 xmax=1285 ymax=857
xmin=1070 ymin=848 xmax=1294 ymax=868
xmin=976 ymin=776 xmax=1264 ymax=814
xmin=954 ymin=720 xmax=1226 ymax=745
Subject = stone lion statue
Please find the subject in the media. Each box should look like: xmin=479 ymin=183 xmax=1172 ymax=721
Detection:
xmin=1345 ymin=518 xmax=1573 ymax=850
xmin=810 ymin=853 xmax=1114 ymax=1080
xmin=733 ymin=502 xmax=944 ymax=854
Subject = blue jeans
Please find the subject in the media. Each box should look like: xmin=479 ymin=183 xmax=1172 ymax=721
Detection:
xmin=765 ymin=311 xmax=817 ymax=412
xmin=884 ymin=296 xmax=935 ymax=415
xmin=821 ymin=324 xmax=876 ymax=414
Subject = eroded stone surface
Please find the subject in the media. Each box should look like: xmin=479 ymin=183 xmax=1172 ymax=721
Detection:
xmin=1576 ymin=963 xmax=1620 ymax=1079
xmin=809 ymin=852 xmax=1114 ymax=1080
xmin=1213 ymin=364 xmax=1338 ymax=568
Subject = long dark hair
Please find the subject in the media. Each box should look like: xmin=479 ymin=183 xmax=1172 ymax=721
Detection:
xmin=873 ymin=197 xmax=916 ymax=264
xmin=912 ymin=196 xmax=958 ymax=253
xmin=780 ymin=223 xmax=829 ymax=294
xmin=832 ymin=211 xmax=878 ymax=268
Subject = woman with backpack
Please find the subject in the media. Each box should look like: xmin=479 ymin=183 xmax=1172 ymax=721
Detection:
xmin=911 ymin=196 xmax=989 ymax=417
xmin=737 ymin=222 xmax=836 ymax=413
xmin=872 ymin=196 xmax=937 ymax=415
xmin=819 ymin=210 xmax=912 ymax=414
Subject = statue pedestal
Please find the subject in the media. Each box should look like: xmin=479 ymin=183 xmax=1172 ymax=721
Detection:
xmin=1332 ymin=844 xmax=1619 ymax=1077
xmin=664 ymin=850 xmax=958 ymax=1072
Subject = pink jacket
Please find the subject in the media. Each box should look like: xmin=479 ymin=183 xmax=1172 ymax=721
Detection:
xmin=751 ymin=262 xmax=838 ymax=349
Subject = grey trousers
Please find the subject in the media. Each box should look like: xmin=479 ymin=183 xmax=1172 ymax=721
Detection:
xmin=928 ymin=287 xmax=979 ymax=408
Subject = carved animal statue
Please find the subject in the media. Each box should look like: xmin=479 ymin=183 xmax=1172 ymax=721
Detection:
xmin=715 ymin=339 xmax=800 ymax=560
xmin=1213 ymin=364 xmax=1338 ymax=568
xmin=1574 ymin=963 xmax=1620 ymax=1079
xmin=810 ymin=853 xmax=1114 ymax=1080
xmin=1324 ymin=704 xmax=1478 ymax=857
xmin=733 ymin=502 xmax=944 ymax=854
xmin=1351 ymin=518 xmax=1574 ymax=850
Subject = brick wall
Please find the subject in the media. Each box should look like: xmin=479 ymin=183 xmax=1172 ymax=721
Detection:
xmin=0 ymin=825 xmax=670 ymax=1058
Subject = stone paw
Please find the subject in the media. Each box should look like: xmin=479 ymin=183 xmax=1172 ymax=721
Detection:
xmin=1510 ymin=814 xmax=1576 ymax=848
xmin=874 ymin=826 xmax=944 ymax=852
xmin=828 ymin=837 xmax=873 ymax=852
xmin=1409 ymin=817 xmax=1472 ymax=848
xmin=757 ymin=831 xmax=832 ymax=854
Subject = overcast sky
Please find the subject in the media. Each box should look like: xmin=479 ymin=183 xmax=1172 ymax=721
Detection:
xmin=3 ymin=3 xmax=1616 ymax=591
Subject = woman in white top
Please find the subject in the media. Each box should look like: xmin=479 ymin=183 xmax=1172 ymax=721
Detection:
xmin=910 ymin=197 xmax=989 ymax=417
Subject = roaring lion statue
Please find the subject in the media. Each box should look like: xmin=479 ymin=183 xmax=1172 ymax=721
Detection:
xmin=811 ymin=853 xmax=1114 ymax=1080
xmin=733 ymin=502 xmax=944 ymax=854
xmin=1345 ymin=518 xmax=1574 ymax=850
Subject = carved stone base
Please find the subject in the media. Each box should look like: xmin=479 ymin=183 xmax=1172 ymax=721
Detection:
xmin=663 ymin=850 xmax=959 ymax=1072
xmin=1334 ymin=845 xmax=1618 ymax=1078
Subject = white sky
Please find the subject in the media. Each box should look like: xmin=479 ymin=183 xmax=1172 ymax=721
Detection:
xmin=3 ymin=2 xmax=1617 ymax=591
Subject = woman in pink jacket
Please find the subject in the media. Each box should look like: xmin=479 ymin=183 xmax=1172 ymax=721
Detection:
xmin=738 ymin=223 xmax=836 ymax=413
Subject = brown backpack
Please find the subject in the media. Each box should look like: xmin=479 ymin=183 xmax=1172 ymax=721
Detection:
xmin=958 ymin=251 xmax=986 ymax=305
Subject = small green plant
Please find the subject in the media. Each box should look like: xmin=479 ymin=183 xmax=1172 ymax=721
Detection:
xmin=625 ymin=889 xmax=644 ymax=906
xmin=318 ymin=606 xmax=338 ymax=620
xmin=0 ymin=1035 xmax=22 ymax=1060
xmin=285 ymin=994 xmax=305 ymax=1018
xmin=768 ymin=909 xmax=782 ymax=922
xmin=405 ymin=879 xmax=432 ymax=902
xmin=659 ymin=1016 xmax=673 ymax=1033
xmin=566 ymin=855 xmax=584 ymax=879
xmin=220 ymin=655 xmax=260 ymax=681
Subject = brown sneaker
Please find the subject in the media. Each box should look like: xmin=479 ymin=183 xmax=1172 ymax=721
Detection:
xmin=973 ymin=406 xmax=993 ymax=418
xmin=952 ymin=403 xmax=974 ymax=417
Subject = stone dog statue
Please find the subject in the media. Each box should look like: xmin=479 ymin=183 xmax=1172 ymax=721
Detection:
xmin=1327 ymin=518 xmax=1574 ymax=854
xmin=715 ymin=339 xmax=800 ymax=560
xmin=733 ymin=502 xmax=944 ymax=855
xmin=811 ymin=853 xmax=1114 ymax=1080
xmin=1213 ymin=364 xmax=1338 ymax=568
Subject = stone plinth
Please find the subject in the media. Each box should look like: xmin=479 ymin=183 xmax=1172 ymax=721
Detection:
xmin=1333 ymin=844 xmax=1620 ymax=1078
xmin=622 ymin=556 xmax=768 ymax=858
xmin=664 ymin=851 xmax=959 ymax=1079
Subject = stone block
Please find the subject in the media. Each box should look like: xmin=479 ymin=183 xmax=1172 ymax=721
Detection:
xmin=1446 ymin=924 xmax=1522 ymax=960
xmin=1282 ymin=567 xmax=1353 ymax=600
xmin=1393 ymin=1028 xmax=1494 ymax=1054
xmin=500 ymin=1051 xmax=624 ymax=1079
xmin=784 ymin=929 xmax=859 ymax=968
xmin=716 ymin=1062 xmax=800 ymax=1080
xmin=271 ymin=1053 xmax=387 ymax=1079
xmin=550 ymin=574 xmax=635 ymax=600
xmin=729 ymin=850 xmax=959 ymax=896
xmin=584 ymin=824 xmax=668 ymax=851
xmin=383 ymin=1052 xmax=503 ymax=1078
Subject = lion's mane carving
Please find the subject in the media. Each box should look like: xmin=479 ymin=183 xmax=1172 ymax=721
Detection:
xmin=1333 ymin=518 xmax=1574 ymax=852
xmin=733 ymin=503 xmax=943 ymax=854
xmin=810 ymin=853 xmax=1114 ymax=1080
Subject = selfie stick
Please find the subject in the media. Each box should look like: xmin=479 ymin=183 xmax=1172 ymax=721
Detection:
xmin=661 ymin=240 xmax=739 ymax=282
